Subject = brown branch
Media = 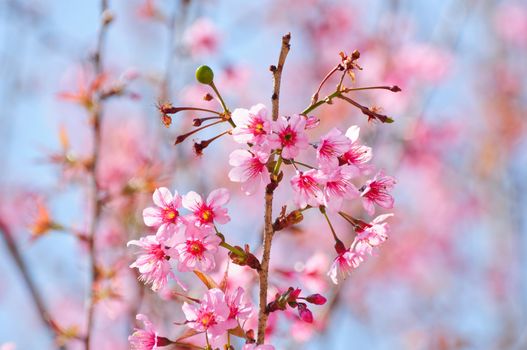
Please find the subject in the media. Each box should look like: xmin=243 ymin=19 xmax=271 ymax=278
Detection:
xmin=257 ymin=33 xmax=291 ymax=345
xmin=0 ymin=220 xmax=63 ymax=349
xmin=85 ymin=1 xmax=112 ymax=349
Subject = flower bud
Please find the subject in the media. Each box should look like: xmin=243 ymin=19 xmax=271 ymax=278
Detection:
xmin=305 ymin=294 xmax=327 ymax=305
xmin=195 ymin=65 xmax=214 ymax=85
xmin=297 ymin=303 xmax=313 ymax=323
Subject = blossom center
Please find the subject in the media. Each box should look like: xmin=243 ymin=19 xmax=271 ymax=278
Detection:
xmin=163 ymin=208 xmax=179 ymax=223
xmin=201 ymin=209 xmax=213 ymax=222
xmin=200 ymin=312 xmax=215 ymax=327
xmin=187 ymin=240 xmax=205 ymax=256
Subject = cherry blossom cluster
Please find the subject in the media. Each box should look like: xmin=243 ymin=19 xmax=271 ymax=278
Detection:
xmin=128 ymin=42 xmax=399 ymax=349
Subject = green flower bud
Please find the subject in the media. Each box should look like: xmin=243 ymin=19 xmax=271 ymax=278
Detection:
xmin=195 ymin=65 xmax=214 ymax=85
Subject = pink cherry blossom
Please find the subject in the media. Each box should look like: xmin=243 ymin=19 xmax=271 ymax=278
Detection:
xmin=242 ymin=344 xmax=275 ymax=350
xmin=183 ymin=18 xmax=220 ymax=57
xmin=341 ymin=125 xmax=373 ymax=174
xmin=361 ymin=171 xmax=396 ymax=215
xmin=175 ymin=225 xmax=221 ymax=272
xmin=354 ymin=213 xmax=393 ymax=255
xmin=142 ymin=187 xmax=185 ymax=243
xmin=320 ymin=165 xmax=360 ymax=211
xmin=231 ymin=104 xmax=272 ymax=146
xmin=304 ymin=115 xmax=320 ymax=129
xmin=182 ymin=188 xmax=230 ymax=227
xmin=328 ymin=249 xmax=363 ymax=285
xmin=226 ymin=287 xmax=254 ymax=323
xmin=228 ymin=149 xmax=271 ymax=195
xmin=128 ymin=314 xmax=158 ymax=350
xmin=127 ymin=235 xmax=180 ymax=291
xmin=317 ymin=127 xmax=351 ymax=167
xmin=268 ymin=115 xmax=309 ymax=159
xmin=290 ymin=169 xmax=324 ymax=209
xmin=182 ymin=288 xmax=236 ymax=338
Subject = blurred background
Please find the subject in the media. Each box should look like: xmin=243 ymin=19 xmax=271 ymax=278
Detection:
xmin=0 ymin=0 xmax=526 ymax=349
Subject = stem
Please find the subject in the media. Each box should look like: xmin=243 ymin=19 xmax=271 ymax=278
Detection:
xmin=321 ymin=207 xmax=340 ymax=243
xmin=85 ymin=1 xmax=110 ymax=349
xmin=311 ymin=64 xmax=340 ymax=104
xmin=291 ymin=160 xmax=315 ymax=169
xmin=209 ymin=81 xmax=235 ymax=128
xmin=272 ymin=155 xmax=283 ymax=177
xmin=257 ymin=32 xmax=291 ymax=345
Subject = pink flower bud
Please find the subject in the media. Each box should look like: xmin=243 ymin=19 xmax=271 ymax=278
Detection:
xmin=305 ymin=294 xmax=327 ymax=305
xmin=297 ymin=303 xmax=313 ymax=323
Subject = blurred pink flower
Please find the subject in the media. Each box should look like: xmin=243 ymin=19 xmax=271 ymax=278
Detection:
xmin=361 ymin=171 xmax=396 ymax=215
xmin=268 ymin=115 xmax=309 ymax=159
xmin=175 ymin=225 xmax=221 ymax=272
xmin=494 ymin=3 xmax=527 ymax=47
xmin=228 ymin=149 xmax=271 ymax=195
xmin=143 ymin=187 xmax=186 ymax=243
xmin=182 ymin=188 xmax=230 ymax=227
xmin=183 ymin=18 xmax=220 ymax=56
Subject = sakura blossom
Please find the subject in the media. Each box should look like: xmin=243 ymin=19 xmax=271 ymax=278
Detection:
xmin=341 ymin=125 xmax=373 ymax=174
xmin=228 ymin=149 xmax=271 ymax=195
xmin=268 ymin=115 xmax=309 ymax=159
xmin=142 ymin=187 xmax=186 ymax=243
xmin=225 ymin=287 xmax=254 ymax=323
xmin=290 ymin=169 xmax=324 ymax=209
xmin=316 ymin=127 xmax=351 ymax=167
xmin=320 ymin=165 xmax=360 ymax=210
xmin=127 ymin=235 xmax=179 ymax=292
xmin=354 ymin=214 xmax=393 ymax=256
xmin=174 ymin=225 xmax=221 ymax=272
xmin=182 ymin=188 xmax=231 ymax=227
xmin=231 ymin=103 xmax=272 ymax=146
xmin=128 ymin=314 xmax=158 ymax=350
xmin=182 ymin=288 xmax=237 ymax=338
xmin=328 ymin=249 xmax=364 ymax=285
xmin=360 ymin=171 xmax=396 ymax=215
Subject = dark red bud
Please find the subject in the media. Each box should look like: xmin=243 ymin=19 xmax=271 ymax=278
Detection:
xmin=305 ymin=294 xmax=327 ymax=305
xmin=297 ymin=303 xmax=313 ymax=323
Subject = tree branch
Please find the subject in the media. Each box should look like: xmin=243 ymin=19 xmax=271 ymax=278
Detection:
xmin=257 ymin=32 xmax=291 ymax=345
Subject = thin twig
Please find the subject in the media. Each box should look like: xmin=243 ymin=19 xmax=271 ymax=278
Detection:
xmin=85 ymin=1 xmax=111 ymax=349
xmin=257 ymin=32 xmax=291 ymax=345
xmin=0 ymin=220 xmax=63 ymax=349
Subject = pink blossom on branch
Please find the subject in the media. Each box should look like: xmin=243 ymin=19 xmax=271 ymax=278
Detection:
xmin=129 ymin=314 xmax=161 ymax=350
xmin=354 ymin=213 xmax=393 ymax=256
xmin=182 ymin=288 xmax=236 ymax=338
xmin=320 ymin=165 xmax=360 ymax=211
xmin=341 ymin=125 xmax=373 ymax=174
xmin=228 ymin=149 xmax=271 ymax=195
xmin=174 ymin=225 xmax=221 ymax=272
xmin=127 ymin=235 xmax=182 ymax=292
xmin=142 ymin=187 xmax=185 ymax=243
xmin=268 ymin=115 xmax=309 ymax=159
xmin=231 ymin=103 xmax=272 ymax=147
xmin=360 ymin=171 xmax=396 ymax=215
xmin=226 ymin=286 xmax=254 ymax=323
xmin=182 ymin=188 xmax=230 ymax=227
xmin=328 ymin=247 xmax=364 ymax=285
xmin=316 ymin=127 xmax=351 ymax=167
xmin=290 ymin=169 xmax=325 ymax=209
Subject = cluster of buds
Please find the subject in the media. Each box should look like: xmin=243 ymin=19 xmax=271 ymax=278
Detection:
xmin=267 ymin=287 xmax=327 ymax=323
